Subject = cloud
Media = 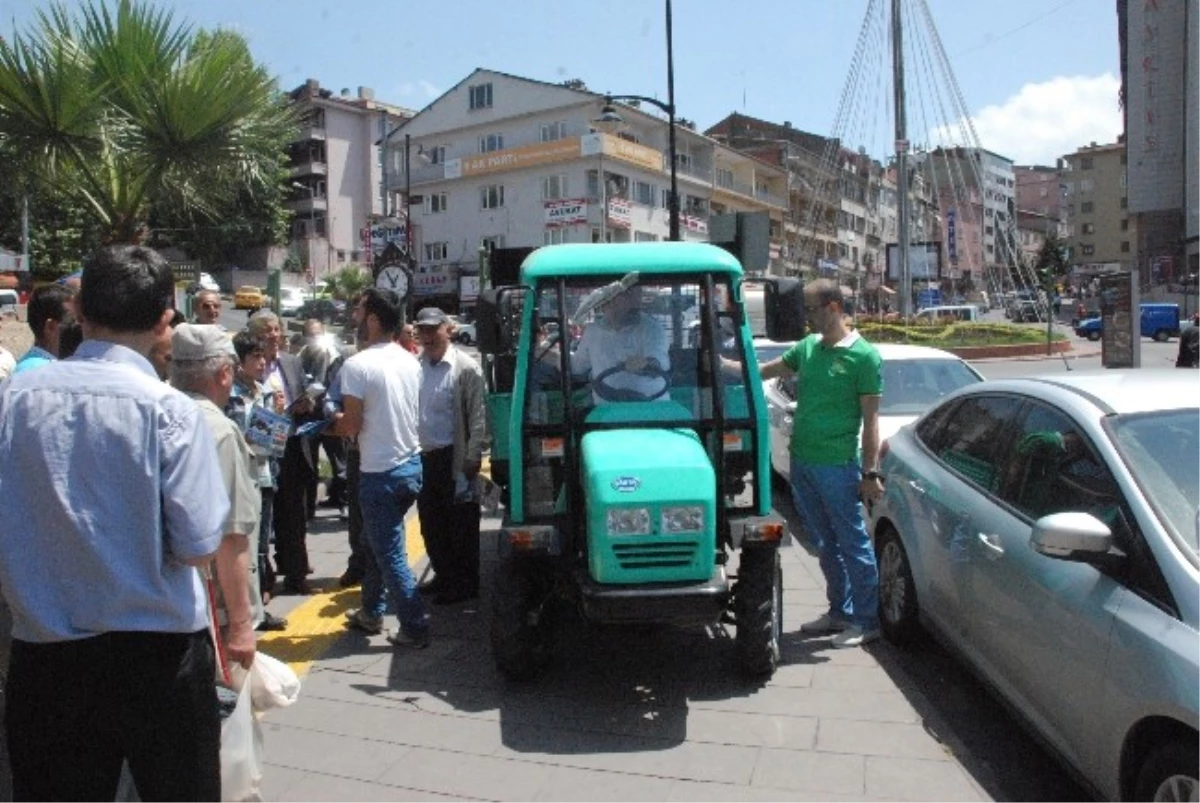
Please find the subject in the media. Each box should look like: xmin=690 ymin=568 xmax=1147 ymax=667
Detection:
xmin=930 ymin=73 xmax=1123 ymax=165
xmin=394 ymin=80 xmax=443 ymax=101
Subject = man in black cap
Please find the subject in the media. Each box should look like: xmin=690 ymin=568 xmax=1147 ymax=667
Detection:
xmin=414 ymin=307 xmax=487 ymax=604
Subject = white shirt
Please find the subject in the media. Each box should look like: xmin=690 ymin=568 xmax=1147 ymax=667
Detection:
xmin=418 ymin=351 xmax=456 ymax=451
xmin=572 ymin=312 xmax=670 ymax=403
xmin=339 ymin=342 xmax=421 ymax=473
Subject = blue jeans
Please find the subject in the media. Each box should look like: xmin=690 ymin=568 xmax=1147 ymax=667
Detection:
xmin=358 ymin=457 xmax=428 ymax=637
xmin=789 ymin=458 xmax=880 ymax=631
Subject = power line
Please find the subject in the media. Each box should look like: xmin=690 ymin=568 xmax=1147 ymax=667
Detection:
xmin=954 ymin=0 xmax=1083 ymax=58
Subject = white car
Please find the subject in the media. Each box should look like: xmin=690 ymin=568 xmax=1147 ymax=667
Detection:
xmin=198 ymin=271 xmax=220 ymax=293
xmin=763 ymin=342 xmax=984 ymax=479
xmin=455 ymin=320 xmax=477 ymax=346
xmin=278 ymin=287 xmax=306 ymax=316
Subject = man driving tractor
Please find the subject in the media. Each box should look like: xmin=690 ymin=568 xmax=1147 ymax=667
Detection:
xmin=568 ymin=282 xmax=671 ymax=404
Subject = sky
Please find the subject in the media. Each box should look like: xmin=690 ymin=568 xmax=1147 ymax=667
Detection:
xmin=7 ymin=0 xmax=1123 ymax=166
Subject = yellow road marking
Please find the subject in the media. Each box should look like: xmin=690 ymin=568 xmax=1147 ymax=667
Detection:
xmin=257 ymin=514 xmax=426 ymax=676
xmin=257 ymin=458 xmax=491 ymax=676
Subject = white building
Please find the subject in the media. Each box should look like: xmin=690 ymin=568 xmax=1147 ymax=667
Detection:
xmin=286 ymin=80 xmax=413 ymax=281
xmin=382 ymin=69 xmax=787 ymax=309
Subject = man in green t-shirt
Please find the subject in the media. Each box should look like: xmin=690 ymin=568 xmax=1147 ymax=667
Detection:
xmin=759 ymin=279 xmax=884 ymax=648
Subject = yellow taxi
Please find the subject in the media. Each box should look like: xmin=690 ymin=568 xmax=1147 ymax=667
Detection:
xmin=233 ymin=285 xmax=264 ymax=310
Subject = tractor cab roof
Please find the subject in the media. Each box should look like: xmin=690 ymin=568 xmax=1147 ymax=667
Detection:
xmin=520 ymin=242 xmax=743 ymax=283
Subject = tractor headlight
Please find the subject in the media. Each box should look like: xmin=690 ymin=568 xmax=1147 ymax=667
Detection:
xmin=606 ymin=507 xmax=651 ymax=536
xmin=660 ymin=505 xmax=705 ymax=533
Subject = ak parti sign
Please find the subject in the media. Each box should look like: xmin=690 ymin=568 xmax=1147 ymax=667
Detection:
xmin=446 ymin=138 xmax=582 ymax=179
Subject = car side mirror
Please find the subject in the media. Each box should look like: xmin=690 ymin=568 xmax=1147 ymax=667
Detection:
xmin=764 ymin=278 xmax=806 ymax=342
xmin=1030 ymin=511 xmax=1115 ymax=562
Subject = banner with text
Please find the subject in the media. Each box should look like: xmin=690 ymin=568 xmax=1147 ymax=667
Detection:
xmin=544 ymin=198 xmax=588 ymax=228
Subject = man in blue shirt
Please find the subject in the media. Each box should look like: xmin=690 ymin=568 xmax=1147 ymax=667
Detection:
xmin=12 ymin=283 xmax=73 ymax=374
xmin=0 ymin=245 xmax=229 ymax=801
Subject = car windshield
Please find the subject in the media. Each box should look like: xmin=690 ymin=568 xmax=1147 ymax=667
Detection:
xmin=880 ymin=358 xmax=982 ymax=415
xmin=1108 ymin=409 xmax=1199 ymax=554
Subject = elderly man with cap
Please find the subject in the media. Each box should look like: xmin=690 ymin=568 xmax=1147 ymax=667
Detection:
xmin=169 ymin=323 xmax=262 ymax=664
xmin=414 ymin=306 xmax=487 ymax=604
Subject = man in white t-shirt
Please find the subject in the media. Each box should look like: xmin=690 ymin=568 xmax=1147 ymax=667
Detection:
xmin=329 ymin=288 xmax=429 ymax=648
xmin=572 ymin=284 xmax=670 ymax=403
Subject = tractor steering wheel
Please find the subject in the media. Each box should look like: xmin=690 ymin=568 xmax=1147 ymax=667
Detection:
xmin=591 ymin=362 xmax=671 ymax=402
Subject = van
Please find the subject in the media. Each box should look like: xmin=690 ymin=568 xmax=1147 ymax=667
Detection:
xmin=1073 ymin=302 xmax=1181 ymax=342
xmin=915 ymin=304 xmax=981 ymax=323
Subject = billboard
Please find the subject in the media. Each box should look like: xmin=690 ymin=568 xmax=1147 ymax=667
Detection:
xmin=885 ymin=241 xmax=942 ymax=282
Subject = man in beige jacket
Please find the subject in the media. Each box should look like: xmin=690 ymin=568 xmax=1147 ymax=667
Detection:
xmin=414 ymin=307 xmax=487 ymax=605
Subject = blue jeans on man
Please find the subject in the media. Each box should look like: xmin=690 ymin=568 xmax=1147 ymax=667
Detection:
xmin=789 ymin=458 xmax=880 ymax=632
xmin=358 ymin=457 xmax=429 ymax=639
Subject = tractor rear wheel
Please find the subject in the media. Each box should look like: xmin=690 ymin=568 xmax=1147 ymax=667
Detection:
xmin=735 ymin=548 xmax=781 ymax=678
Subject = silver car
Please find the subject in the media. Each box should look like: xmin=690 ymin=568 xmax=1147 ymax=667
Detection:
xmin=764 ymin=342 xmax=984 ymax=479
xmin=868 ymin=370 xmax=1199 ymax=801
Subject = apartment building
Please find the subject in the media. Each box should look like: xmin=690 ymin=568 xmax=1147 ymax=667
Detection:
xmin=286 ymin=80 xmax=412 ymax=279
xmin=1118 ymin=0 xmax=1198 ymax=282
xmin=1015 ymin=165 xmax=1066 ymax=223
xmin=382 ymin=69 xmax=787 ymax=308
xmin=1061 ymin=141 xmax=1134 ymax=269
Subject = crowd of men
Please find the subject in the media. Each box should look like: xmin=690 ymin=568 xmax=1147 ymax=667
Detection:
xmin=0 ymin=246 xmax=486 ymax=799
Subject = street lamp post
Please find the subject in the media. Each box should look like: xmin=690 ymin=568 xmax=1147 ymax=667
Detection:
xmin=591 ymin=0 xmax=680 ymax=242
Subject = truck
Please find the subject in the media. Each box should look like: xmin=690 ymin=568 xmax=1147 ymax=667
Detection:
xmin=1074 ymin=302 xmax=1181 ymax=342
xmin=475 ymin=242 xmax=806 ymax=680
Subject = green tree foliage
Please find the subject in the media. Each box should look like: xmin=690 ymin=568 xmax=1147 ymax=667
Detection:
xmin=1034 ymin=233 xmax=1070 ymax=291
xmin=329 ymin=265 xmax=371 ymax=301
xmin=0 ymin=0 xmax=296 ymax=246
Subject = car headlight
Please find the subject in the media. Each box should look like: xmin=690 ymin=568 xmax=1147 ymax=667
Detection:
xmin=661 ymin=505 xmax=705 ymax=533
xmin=606 ymin=508 xmax=651 ymax=536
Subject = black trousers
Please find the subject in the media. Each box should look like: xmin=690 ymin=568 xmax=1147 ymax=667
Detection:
xmin=274 ymin=435 xmax=313 ymax=581
xmin=345 ymin=445 xmax=366 ymax=575
xmin=5 ymin=630 xmax=220 ymax=802
xmin=417 ymin=446 xmax=481 ymax=593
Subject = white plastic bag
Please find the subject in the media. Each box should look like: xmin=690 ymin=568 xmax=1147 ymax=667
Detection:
xmin=220 ymin=671 xmax=264 ymax=802
xmin=249 ymin=652 xmax=301 ymax=712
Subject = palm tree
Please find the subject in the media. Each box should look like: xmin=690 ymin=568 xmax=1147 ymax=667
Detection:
xmin=0 ymin=0 xmax=294 ymax=244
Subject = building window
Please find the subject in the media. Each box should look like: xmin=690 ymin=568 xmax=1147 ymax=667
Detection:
xmin=1080 ymin=156 xmax=1094 ymax=169
xmin=540 ymin=121 xmax=567 ymax=142
xmin=480 ymin=184 xmax=505 ymax=209
xmin=424 ymin=193 xmax=448 ymax=214
xmin=424 ymin=242 xmax=448 ymax=261
xmin=675 ymin=151 xmax=693 ymax=171
xmin=479 ymin=133 xmax=504 ymax=153
xmin=1120 ymin=153 xmax=1127 ymax=164
xmin=1120 ymin=218 xmax=1129 ymax=231
xmin=468 ymin=83 xmax=493 ymax=110
xmin=1039 ymin=187 xmax=1048 ymax=198
xmin=1081 ymin=201 xmax=1094 ymax=214
xmin=1081 ymin=244 xmax=1095 ymax=256
xmin=1081 ymin=223 xmax=1096 ymax=235
xmin=542 ymin=174 xmax=568 ymax=200
xmin=544 ymin=228 xmax=567 ymax=246
xmin=1120 ymin=196 xmax=1127 ymax=208
xmin=1121 ymin=241 xmax=1130 ymax=253
xmin=985 ymin=226 xmax=993 ymax=235
xmin=1079 ymin=179 xmax=1095 ymax=193
xmin=716 ymin=168 xmax=734 ymax=189
xmin=634 ymin=231 xmax=659 ymax=242
xmin=481 ymin=235 xmax=505 ymax=252
xmin=591 ymin=227 xmax=614 ymax=243
xmin=633 ymin=180 xmax=656 ymax=206
xmin=428 ymin=146 xmax=445 ymax=165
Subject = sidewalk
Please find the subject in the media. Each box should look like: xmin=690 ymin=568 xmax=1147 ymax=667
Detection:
xmin=255 ymin=506 xmax=1007 ymax=802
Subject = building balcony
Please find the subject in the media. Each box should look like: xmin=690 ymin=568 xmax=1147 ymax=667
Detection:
xmin=286 ymin=196 xmax=328 ymax=214
xmin=289 ymin=161 xmax=328 ymax=179
xmin=291 ymin=125 xmax=326 ymax=144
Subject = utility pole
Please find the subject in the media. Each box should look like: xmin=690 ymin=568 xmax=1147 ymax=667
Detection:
xmin=892 ymin=0 xmax=912 ymax=317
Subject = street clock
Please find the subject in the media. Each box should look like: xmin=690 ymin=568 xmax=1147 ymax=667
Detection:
xmin=375 ymin=264 xmax=409 ymax=298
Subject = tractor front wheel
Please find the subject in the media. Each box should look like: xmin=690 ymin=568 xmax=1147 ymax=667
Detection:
xmin=735 ymin=548 xmax=782 ymax=678
xmin=490 ymin=556 xmax=555 ymax=681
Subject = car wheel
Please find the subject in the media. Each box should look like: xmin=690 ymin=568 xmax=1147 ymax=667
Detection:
xmin=1087 ymin=330 xmax=1101 ymax=342
xmin=1135 ymin=741 xmax=1199 ymax=802
xmin=877 ymin=526 xmax=920 ymax=645
xmin=735 ymin=547 xmax=781 ymax=678
xmin=1153 ymin=329 xmax=1170 ymax=343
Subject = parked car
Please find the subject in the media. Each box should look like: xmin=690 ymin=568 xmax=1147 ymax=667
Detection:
xmin=915 ymin=304 xmax=981 ymax=323
xmin=868 ymin=371 xmax=1199 ymax=801
xmin=233 ymin=285 xmax=264 ymax=311
xmin=454 ymin=320 xmax=477 ymax=346
xmin=278 ymin=287 xmax=306 ymax=317
xmin=294 ymin=298 xmax=347 ymax=325
xmin=764 ymin=343 xmax=984 ymax=479
xmin=1013 ymin=299 xmax=1047 ymax=323
xmin=1074 ymin=302 xmax=1182 ymax=342
xmin=0 ymin=289 xmax=18 ymax=318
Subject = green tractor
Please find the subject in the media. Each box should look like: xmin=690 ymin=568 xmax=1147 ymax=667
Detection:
xmin=475 ymin=242 xmax=806 ymax=680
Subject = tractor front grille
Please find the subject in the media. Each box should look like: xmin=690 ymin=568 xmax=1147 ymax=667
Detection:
xmin=611 ymin=541 xmax=699 ymax=570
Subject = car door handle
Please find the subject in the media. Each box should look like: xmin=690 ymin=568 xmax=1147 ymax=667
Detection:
xmin=977 ymin=532 xmax=1004 ymax=559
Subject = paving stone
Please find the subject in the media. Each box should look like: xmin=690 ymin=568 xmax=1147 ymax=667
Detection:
xmin=865 ymin=755 xmax=987 ymax=801
xmin=688 ymin=684 xmax=920 ymax=724
xmin=269 ymin=769 xmax=469 ymax=802
xmin=668 ymin=778 xmax=889 ymax=802
xmin=750 ymin=747 xmax=866 ymax=796
xmin=683 ymin=708 xmax=817 ymax=750
xmin=259 ymin=763 xmax=311 ymax=802
xmin=376 ymin=745 xmax=552 ymax=802
xmin=532 ymin=765 xmax=675 ymax=801
xmin=811 ymin=663 xmax=904 ymax=693
xmin=261 ymin=723 xmax=414 ymax=782
xmin=815 ymin=718 xmax=954 ymax=761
